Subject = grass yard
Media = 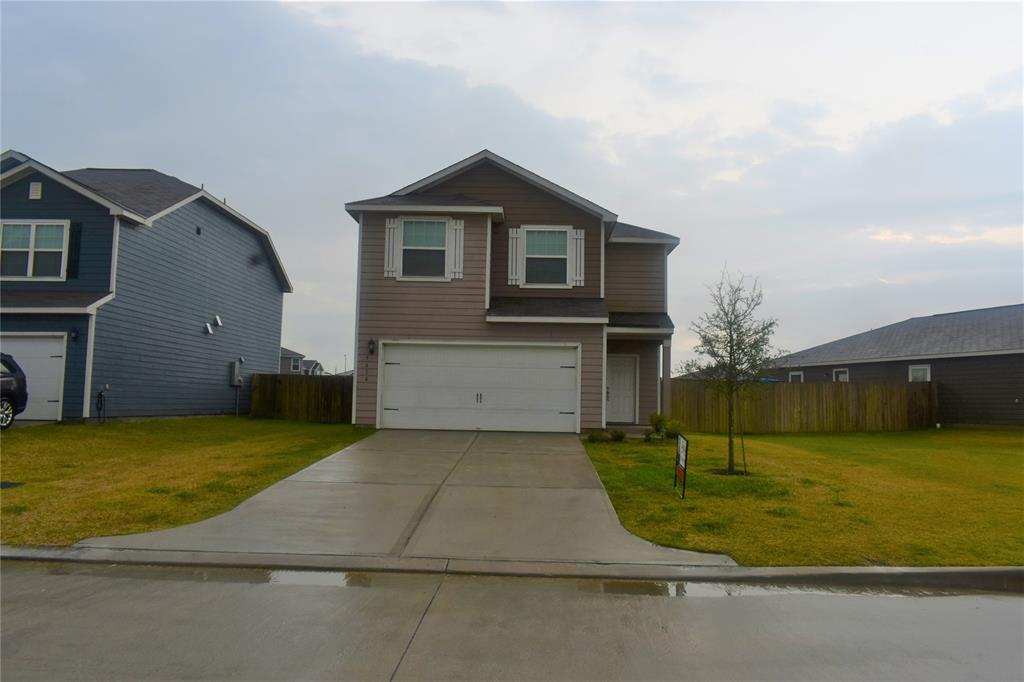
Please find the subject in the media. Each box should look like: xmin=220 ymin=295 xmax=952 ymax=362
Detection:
xmin=585 ymin=428 xmax=1024 ymax=566
xmin=0 ymin=417 xmax=373 ymax=546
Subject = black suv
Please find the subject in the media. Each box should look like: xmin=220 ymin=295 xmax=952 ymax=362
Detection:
xmin=1 ymin=353 xmax=28 ymax=430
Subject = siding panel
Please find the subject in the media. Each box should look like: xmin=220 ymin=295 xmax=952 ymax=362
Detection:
xmin=605 ymin=243 xmax=666 ymax=312
xmin=91 ymin=199 xmax=284 ymax=416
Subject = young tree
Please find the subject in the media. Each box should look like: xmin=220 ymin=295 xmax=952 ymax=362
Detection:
xmin=682 ymin=269 xmax=779 ymax=474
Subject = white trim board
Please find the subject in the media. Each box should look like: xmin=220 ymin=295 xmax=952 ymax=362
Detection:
xmin=82 ymin=312 xmax=98 ymax=418
xmin=391 ymin=150 xmax=618 ymax=222
xmin=344 ymin=203 xmax=504 ymax=217
xmin=485 ymin=316 xmax=608 ymax=324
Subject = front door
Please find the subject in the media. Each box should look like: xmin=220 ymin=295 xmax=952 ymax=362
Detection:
xmin=607 ymin=354 xmax=637 ymax=423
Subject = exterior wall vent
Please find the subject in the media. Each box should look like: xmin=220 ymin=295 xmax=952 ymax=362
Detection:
xmin=28 ymin=182 xmax=42 ymax=200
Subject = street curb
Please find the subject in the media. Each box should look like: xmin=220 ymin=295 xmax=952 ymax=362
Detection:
xmin=3 ymin=545 xmax=1022 ymax=593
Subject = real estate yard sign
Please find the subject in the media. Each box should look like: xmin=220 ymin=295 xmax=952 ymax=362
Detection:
xmin=674 ymin=435 xmax=689 ymax=499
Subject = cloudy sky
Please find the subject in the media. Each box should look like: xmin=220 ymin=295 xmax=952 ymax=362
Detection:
xmin=2 ymin=2 xmax=1020 ymax=371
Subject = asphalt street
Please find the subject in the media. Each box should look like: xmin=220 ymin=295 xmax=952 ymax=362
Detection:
xmin=2 ymin=561 xmax=1021 ymax=681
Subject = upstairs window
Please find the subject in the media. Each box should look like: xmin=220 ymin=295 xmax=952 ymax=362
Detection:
xmin=908 ymin=364 xmax=931 ymax=382
xmin=0 ymin=221 xmax=69 ymax=280
xmin=833 ymin=368 xmax=849 ymax=383
xmin=788 ymin=371 xmax=804 ymax=383
xmin=401 ymin=220 xmax=447 ymax=278
xmin=524 ymin=228 xmax=568 ymax=285
xmin=290 ymin=357 xmax=301 ymax=372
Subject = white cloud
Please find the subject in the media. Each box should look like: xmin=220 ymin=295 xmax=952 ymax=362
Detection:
xmin=926 ymin=225 xmax=1023 ymax=246
xmin=292 ymin=2 xmax=1021 ymax=156
xmin=867 ymin=228 xmax=914 ymax=243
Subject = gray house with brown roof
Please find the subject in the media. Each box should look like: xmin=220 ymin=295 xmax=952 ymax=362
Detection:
xmin=769 ymin=304 xmax=1024 ymax=426
xmin=345 ymin=150 xmax=678 ymax=433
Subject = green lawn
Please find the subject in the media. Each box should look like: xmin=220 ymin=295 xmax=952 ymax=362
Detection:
xmin=0 ymin=417 xmax=373 ymax=546
xmin=585 ymin=428 xmax=1024 ymax=566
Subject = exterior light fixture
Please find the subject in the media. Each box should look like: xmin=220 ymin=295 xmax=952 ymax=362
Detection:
xmin=214 ymin=315 xmax=223 ymax=327
xmin=368 ymin=339 xmax=376 ymax=355
xmin=204 ymin=323 xmax=214 ymax=335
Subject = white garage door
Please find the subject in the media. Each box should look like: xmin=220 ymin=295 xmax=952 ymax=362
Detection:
xmin=379 ymin=343 xmax=579 ymax=432
xmin=0 ymin=334 xmax=66 ymax=421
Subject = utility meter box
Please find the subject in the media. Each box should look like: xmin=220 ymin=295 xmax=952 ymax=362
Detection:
xmin=229 ymin=361 xmax=243 ymax=387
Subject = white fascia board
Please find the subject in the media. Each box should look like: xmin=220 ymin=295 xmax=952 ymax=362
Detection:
xmin=150 ymin=190 xmax=294 ymax=293
xmin=392 ymin=150 xmax=618 ymax=222
xmin=1 ymin=161 xmax=150 ymax=225
xmin=344 ymin=203 xmax=504 ymax=216
xmin=774 ymin=348 xmax=1024 ymax=367
xmin=606 ymin=326 xmax=675 ymax=336
xmin=485 ymin=315 xmax=609 ymax=324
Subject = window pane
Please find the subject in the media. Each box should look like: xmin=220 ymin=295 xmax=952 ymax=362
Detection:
xmin=34 ymin=224 xmax=65 ymax=250
xmin=525 ymin=230 xmax=567 ymax=256
xmin=403 ymin=221 xmax=446 ymax=248
xmin=909 ymin=367 xmax=928 ymax=382
xmin=33 ymin=251 xmax=63 ymax=277
xmin=525 ymin=257 xmax=567 ymax=284
xmin=0 ymin=251 xmax=29 ymax=276
xmin=402 ymin=248 xmax=445 ymax=277
xmin=1 ymin=224 xmax=30 ymax=249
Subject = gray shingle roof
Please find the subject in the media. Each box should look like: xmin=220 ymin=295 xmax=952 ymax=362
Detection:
xmin=487 ymin=297 xmax=608 ymax=319
xmin=0 ymin=290 xmax=110 ymax=309
xmin=280 ymin=347 xmax=304 ymax=358
xmin=608 ymin=312 xmax=674 ymax=329
xmin=609 ymin=221 xmax=679 ymax=252
xmin=63 ymin=168 xmax=200 ymax=218
xmin=775 ymin=304 xmax=1024 ymax=367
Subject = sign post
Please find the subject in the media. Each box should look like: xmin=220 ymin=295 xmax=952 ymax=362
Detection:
xmin=674 ymin=434 xmax=689 ymax=499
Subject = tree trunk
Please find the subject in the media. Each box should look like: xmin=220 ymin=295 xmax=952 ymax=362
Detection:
xmin=726 ymin=387 xmax=735 ymax=474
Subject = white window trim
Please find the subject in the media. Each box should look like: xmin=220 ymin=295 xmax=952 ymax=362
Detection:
xmin=788 ymin=371 xmax=804 ymax=383
xmin=833 ymin=368 xmax=850 ymax=382
xmin=290 ymin=357 xmax=301 ymax=372
xmin=396 ymin=215 xmax=452 ymax=282
xmin=908 ymin=364 xmax=931 ymax=382
xmin=0 ymin=219 xmax=71 ymax=281
xmin=521 ymin=224 xmax=572 ymax=289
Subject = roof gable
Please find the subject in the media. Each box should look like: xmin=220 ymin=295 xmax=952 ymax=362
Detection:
xmin=394 ymin=150 xmax=617 ymax=222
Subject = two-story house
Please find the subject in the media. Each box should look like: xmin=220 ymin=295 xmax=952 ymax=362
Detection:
xmin=0 ymin=149 xmax=291 ymax=422
xmin=345 ymin=150 xmax=678 ymax=433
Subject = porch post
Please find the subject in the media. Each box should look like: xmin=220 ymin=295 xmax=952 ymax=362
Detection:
xmin=661 ymin=340 xmax=672 ymax=416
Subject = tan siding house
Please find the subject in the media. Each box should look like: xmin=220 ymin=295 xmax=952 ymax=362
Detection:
xmin=346 ymin=150 xmax=678 ymax=433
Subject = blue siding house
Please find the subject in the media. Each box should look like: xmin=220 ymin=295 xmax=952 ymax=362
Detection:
xmin=0 ymin=150 xmax=292 ymax=421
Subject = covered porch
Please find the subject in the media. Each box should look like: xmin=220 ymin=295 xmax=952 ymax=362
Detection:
xmin=605 ymin=312 xmax=673 ymax=427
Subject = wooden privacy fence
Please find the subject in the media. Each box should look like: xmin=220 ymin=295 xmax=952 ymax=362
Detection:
xmin=250 ymin=374 xmax=353 ymax=423
xmin=670 ymin=379 xmax=938 ymax=433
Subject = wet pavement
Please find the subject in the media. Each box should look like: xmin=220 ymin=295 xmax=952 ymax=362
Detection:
xmin=2 ymin=560 xmax=1021 ymax=681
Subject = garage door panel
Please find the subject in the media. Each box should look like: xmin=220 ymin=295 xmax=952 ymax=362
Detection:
xmin=379 ymin=343 xmax=579 ymax=433
xmin=0 ymin=335 xmax=66 ymax=421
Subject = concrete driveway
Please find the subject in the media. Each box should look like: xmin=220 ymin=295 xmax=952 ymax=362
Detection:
xmin=83 ymin=431 xmax=733 ymax=567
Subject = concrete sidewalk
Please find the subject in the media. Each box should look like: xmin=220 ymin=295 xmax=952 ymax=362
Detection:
xmin=76 ymin=430 xmax=735 ymax=568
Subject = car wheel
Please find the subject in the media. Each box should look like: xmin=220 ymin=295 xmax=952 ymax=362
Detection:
xmin=0 ymin=397 xmax=13 ymax=430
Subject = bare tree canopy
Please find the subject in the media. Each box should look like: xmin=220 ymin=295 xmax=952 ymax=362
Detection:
xmin=682 ymin=268 xmax=781 ymax=474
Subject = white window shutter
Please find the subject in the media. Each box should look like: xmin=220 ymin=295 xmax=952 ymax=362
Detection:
xmin=384 ymin=218 xmax=399 ymax=278
xmin=508 ymin=227 xmax=522 ymax=285
xmin=447 ymin=219 xmax=464 ymax=279
xmin=571 ymin=228 xmax=585 ymax=286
